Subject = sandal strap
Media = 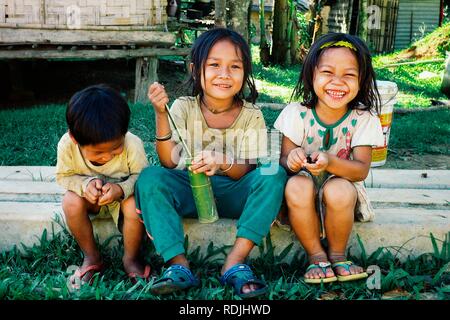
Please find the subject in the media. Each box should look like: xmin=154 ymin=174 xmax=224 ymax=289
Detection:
xmin=331 ymin=261 xmax=354 ymax=271
xmin=76 ymin=263 xmax=104 ymax=278
xmin=156 ymin=264 xmax=198 ymax=284
xmin=219 ymin=263 xmax=267 ymax=297
xmin=219 ymin=263 xmax=252 ymax=285
xmin=306 ymin=261 xmax=332 ymax=273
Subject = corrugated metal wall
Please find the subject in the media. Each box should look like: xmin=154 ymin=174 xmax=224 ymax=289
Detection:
xmin=394 ymin=0 xmax=441 ymax=50
xmin=326 ymin=0 xmax=353 ymax=33
xmin=325 ymin=0 xmax=441 ymax=52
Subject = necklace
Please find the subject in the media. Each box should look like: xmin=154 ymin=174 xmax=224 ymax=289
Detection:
xmin=201 ymin=99 xmax=235 ymax=114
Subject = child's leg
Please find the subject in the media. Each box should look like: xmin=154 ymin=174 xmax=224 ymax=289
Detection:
xmin=62 ymin=191 xmax=102 ymax=267
xmin=120 ymin=195 xmax=148 ymax=275
xmin=285 ymin=175 xmax=334 ymax=280
xmin=322 ymin=178 xmax=363 ymax=276
xmin=134 ymin=166 xmax=197 ymax=266
xmin=214 ymin=165 xmax=287 ymax=293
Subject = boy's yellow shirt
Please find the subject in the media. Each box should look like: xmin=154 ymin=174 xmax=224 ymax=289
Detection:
xmin=56 ymin=131 xmax=148 ymax=199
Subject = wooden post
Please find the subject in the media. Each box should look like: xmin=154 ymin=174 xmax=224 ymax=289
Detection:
xmin=135 ymin=57 xmax=158 ymax=104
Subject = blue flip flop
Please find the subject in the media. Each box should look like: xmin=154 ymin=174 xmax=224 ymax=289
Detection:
xmin=150 ymin=264 xmax=200 ymax=295
xmin=219 ymin=263 xmax=268 ymax=299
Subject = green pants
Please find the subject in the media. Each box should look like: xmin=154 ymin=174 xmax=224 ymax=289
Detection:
xmin=135 ymin=164 xmax=287 ymax=262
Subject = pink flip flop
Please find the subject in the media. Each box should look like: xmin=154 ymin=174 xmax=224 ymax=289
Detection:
xmin=128 ymin=265 xmax=152 ymax=284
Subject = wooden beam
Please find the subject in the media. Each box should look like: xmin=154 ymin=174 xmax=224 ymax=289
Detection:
xmin=0 ymin=28 xmax=176 ymax=46
xmin=0 ymin=24 xmax=165 ymax=31
xmin=0 ymin=48 xmax=191 ymax=60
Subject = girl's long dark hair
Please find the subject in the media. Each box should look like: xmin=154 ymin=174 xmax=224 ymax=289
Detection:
xmin=186 ymin=28 xmax=258 ymax=104
xmin=292 ymin=33 xmax=381 ymax=115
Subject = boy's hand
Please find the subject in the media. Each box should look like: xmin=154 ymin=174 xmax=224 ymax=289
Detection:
xmin=148 ymin=82 xmax=169 ymax=114
xmin=98 ymin=183 xmax=124 ymax=206
xmin=84 ymin=179 xmax=103 ymax=204
xmin=287 ymin=147 xmax=307 ymax=173
xmin=303 ymin=151 xmax=329 ymax=176
xmin=189 ymin=151 xmax=227 ymax=176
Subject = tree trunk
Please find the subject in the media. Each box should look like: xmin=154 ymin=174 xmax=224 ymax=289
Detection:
xmin=309 ymin=0 xmax=322 ymax=44
xmin=259 ymin=0 xmax=270 ymax=66
xmin=214 ymin=0 xmax=227 ymax=28
xmin=271 ymin=0 xmax=289 ymax=65
xmin=228 ymin=0 xmax=252 ymax=42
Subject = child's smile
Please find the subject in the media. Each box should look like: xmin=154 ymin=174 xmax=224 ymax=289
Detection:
xmin=313 ymin=47 xmax=359 ymax=114
xmin=326 ymin=89 xmax=347 ymax=99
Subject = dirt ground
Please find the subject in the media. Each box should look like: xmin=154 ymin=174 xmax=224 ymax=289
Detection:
xmin=383 ymin=152 xmax=449 ymax=170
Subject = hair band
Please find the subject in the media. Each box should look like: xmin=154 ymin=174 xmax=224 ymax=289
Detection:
xmin=320 ymin=40 xmax=357 ymax=51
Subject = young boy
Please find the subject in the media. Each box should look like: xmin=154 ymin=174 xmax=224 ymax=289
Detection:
xmin=56 ymin=84 xmax=150 ymax=289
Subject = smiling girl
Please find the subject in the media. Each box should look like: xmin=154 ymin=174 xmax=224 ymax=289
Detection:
xmin=274 ymin=33 xmax=384 ymax=284
xmin=135 ymin=28 xmax=287 ymax=298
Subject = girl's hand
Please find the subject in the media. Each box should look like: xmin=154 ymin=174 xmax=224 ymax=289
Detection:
xmin=287 ymin=147 xmax=307 ymax=173
xmin=148 ymin=82 xmax=169 ymax=114
xmin=303 ymin=151 xmax=329 ymax=176
xmin=189 ymin=151 xmax=228 ymax=176
xmin=98 ymin=183 xmax=124 ymax=206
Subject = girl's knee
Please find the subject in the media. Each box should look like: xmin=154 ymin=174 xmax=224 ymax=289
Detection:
xmin=323 ymin=179 xmax=357 ymax=210
xmin=285 ymin=176 xmax=315 ymax=207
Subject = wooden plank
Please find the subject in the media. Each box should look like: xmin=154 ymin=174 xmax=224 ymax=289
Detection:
xmin=0 ymin=1 xmax=5 ymax=23
xmin=135 ymin=56 xmax=158 ymax=104
xmin=0 ymin=47 xmax=190 ymax=60
xmin=0 ymin=23 xmax=164 ymax=32
xmin=0 ymin=28 xmax=176 ymax=45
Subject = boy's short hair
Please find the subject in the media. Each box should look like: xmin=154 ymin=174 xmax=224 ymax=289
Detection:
xmin=66 ymin=84 xmax=130 ymax=146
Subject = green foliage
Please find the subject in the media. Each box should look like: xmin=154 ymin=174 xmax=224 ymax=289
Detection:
xmin=1 ymin=226 xmax=448 ymax=300
xmin=388 ymin=109 xmax=450 ymax=155
xmin=295 ymin=12 xmax=312 ymax=49
xmin=374 ymin=60 xmax=447 ymax=108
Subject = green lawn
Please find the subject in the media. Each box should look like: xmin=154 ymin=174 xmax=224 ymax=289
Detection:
xmin=0 ymin=102 xmax=448 ymax=166
xmin=1 ymin=220 xmax=449 ymax=300
xmin=250 ymin=45 xmax=448 ymax=107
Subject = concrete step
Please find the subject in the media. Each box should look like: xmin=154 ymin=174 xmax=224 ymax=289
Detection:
xmin=1 ymin=180 xmax=448 ymax=210
xmin=1 ymin=166 xmax=448 ymax=260
xmin=1 ymin=166 xmax=449 ymax=189
xmin=365 ymin=169 xmax=450 ymax=189
xmin=0 ymin=201 xmax=448 ymax=260
xmin=0 ymin=180 xmax=64 ymax=202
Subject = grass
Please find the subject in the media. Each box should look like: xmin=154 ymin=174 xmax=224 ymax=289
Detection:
xmin=249 ymin=47 xmax=448 ymax=108
xmin=0 ymin=219 xmax=449 ymax=300
xmin=0 ymin=104 xmax=448 ymax=166
xmin=249 ymin=23 xmax=450 ymax=107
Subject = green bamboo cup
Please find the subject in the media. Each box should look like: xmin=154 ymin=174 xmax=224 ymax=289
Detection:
xmin=186 ymin=158 xmax=219 ymax=224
